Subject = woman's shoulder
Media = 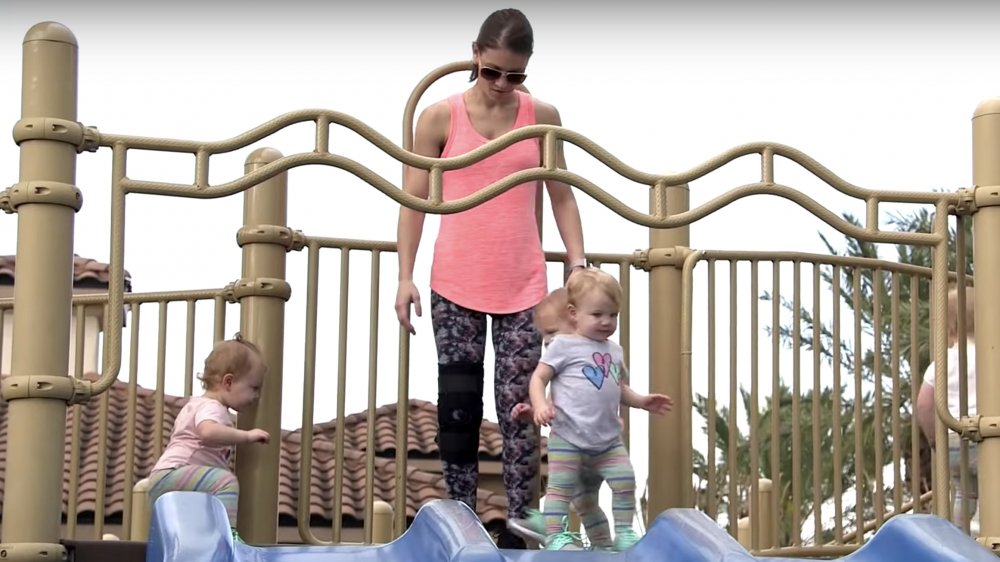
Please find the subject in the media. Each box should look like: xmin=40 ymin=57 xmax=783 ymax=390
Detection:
xmin=528 ymin=95 xmax=562 ymax=126
xmin=413 ymin=99 xmax=452 ymax=152
xmin=418 ymin=99 xmax=452 ymax=127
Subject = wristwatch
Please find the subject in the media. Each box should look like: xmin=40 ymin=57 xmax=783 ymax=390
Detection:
xmin=567 ymin=258 xmax=588 ymax=270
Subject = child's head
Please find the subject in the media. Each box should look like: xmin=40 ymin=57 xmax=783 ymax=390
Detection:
xmin=947 ymin=285 xmax=975 ymax=346
xmin=534 ymin=287 xmax=573 ymax=344
xmin=565 ymin=267 xmax=623 ymax=341
xmin=199 ymin=334 xmax=266 ymax=411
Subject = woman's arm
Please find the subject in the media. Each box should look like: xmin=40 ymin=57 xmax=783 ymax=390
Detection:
xmin=396 ymin=102 xmax=448 ymax=283
xmin=395 ymin=102 xmax=449 ymax=333
xmin=535 ymin=100 xmax=586 ymax=271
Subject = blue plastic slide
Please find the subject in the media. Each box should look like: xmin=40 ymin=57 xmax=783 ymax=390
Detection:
xmin=146 ymin=492 xmax=996 ymax=562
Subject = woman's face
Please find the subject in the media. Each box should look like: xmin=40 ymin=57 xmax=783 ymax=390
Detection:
xmin=473 ymin=46 xmax=530 ymax=98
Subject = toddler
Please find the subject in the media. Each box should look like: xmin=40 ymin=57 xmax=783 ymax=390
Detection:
xmin=147 ymin=335 xmax=271 ymax=542
xmin=525 ymin=271 xmax=671 ymax=551
xmin=917 ymin=286 xmax=979 ymax=532
xmin=507 ymin=287 xmax=670 ymax=550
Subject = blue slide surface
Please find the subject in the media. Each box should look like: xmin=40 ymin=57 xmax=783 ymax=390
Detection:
xmin=146 ymin=492 xmax=995 ymax=562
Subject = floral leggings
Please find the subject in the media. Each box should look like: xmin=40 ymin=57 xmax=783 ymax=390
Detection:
xmin=431 ymin=291 xmax=541 ymax=520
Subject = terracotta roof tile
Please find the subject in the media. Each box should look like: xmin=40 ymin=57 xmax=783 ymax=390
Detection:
xmin=0 ymin=254 xmax=132 ymax=291
xmin=0 ymin=374 xmax=546 ymax=526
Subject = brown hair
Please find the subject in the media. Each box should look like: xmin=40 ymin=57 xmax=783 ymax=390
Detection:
xmin=947 ymin=286 xmax=975 ymax=345
xmin=470 ymin=9 xmax=534 ymax=81
xmin=566 ymin=267 xmax=622 ymax=310
xmin=198 ymin=333 xmax=266 ymax=390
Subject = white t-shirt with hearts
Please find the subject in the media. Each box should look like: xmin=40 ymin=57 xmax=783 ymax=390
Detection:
xmin=541 ymin=334 xmax=626 ymax=451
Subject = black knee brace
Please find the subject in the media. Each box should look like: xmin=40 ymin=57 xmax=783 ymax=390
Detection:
xmin=437 ymin=362 xmax=484 ymax=465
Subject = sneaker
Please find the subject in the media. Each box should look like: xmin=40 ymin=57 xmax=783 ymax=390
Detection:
xmin=613 ymin=528 xmax=640 ymax=551
xmin=230 ymin=528 xmax=245 ymax=544
xmin=545 ymin=531 xmax=583 ymax=551
xmin=589 ymin=541 xmax=615 ymax=552
xmin=507 ymin=509 xmax=546 ymax=543
xmin=494 ymin=527 xmax=528 ymax=550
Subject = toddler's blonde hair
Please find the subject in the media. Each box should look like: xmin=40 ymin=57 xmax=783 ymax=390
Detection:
xmin=566 ymin=267 xmax=622 ymax=310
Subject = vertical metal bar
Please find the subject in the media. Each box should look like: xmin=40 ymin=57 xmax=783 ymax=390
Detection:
xmin=236 ymin=148 xmax=290 ymax=544
xmin=121 ymin=302 xmax=141 ymax=540
xmin=831 ymin=265 xmax=843 ymax=541
xmin=908 ymin=275 xmax=921 ymax=511
xmin=749 ymin=260 xmax=760 ymax=550
xmin=184 ymin=300 xmax=196 ymax=397
xmin=66 ymin=304 xmax=87 ymax=538
xmin=706 ymin=260 xmax=717 ymax=520
xmin=619 ymin=262 xmax=631 ymax=450
xmin=1 ymin=22 xmax=79 ymax=552
xmin=872 ymin=268 xmax=885 ymax=527
xmin=297 ymin=243 xmax=322 ymax=543
xmin=727 ymin=261 xmax=738 ymax=536
xmin=332 ymin=250 xmax=351 ymax=543
xmin=770 ymin=260 xmax=781 ymax=548
xmin=213 ymin=295 xmax=226 ymax=343
xmin=364 ymin=251 xmax=381 ymax=544
xmin=791 ymin=261 xmax=802 ymax=544
xmin=811 ymin=263 xmax=822 ymax=540
xmin=154 ymin=302 xmax=168 ymax=459
xmin=955 ymin=216 xmax=971 ymax=533
xmin=647 ymin=183 xmax=691 ymax=513
xmin=852 ymin=267 xmax=865 ymax=542
xmin=890 ymin=273 xmax=903 ymax=514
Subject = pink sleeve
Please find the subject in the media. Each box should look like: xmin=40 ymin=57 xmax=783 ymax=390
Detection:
xmin=193 ymin=400 xmax=233 ymax=428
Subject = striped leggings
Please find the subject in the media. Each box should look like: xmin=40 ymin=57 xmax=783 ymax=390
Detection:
xmin=148 ymin=465 xmax=240 ymax=527
xmin=543 ymin=433 xmax=636 ymax=535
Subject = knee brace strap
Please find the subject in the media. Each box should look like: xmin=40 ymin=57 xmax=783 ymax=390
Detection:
xmin=437 ymin=362 xmax=484 ymax=464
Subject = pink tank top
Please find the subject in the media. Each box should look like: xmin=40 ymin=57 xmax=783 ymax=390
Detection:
xmin=430 ymin=90 xmax=548 ymax=314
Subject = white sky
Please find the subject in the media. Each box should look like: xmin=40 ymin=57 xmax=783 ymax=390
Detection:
xmin=3 ymin=0 xmax=999 ymax=528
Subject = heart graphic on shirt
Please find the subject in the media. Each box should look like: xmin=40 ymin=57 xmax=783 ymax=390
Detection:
xmin=609 ymin=362 xmax=621 ymax=383
xmin=592 ymin=352 xmax=612 ymax=376
xmin=582 ymin=365 xmax=605 ymax=389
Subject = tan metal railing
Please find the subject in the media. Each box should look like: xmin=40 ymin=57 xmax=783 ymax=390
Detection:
xmin=682 ymin=245 xmax=977 ymax=557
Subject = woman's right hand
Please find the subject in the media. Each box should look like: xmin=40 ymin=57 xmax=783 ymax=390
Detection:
xmin=395 ymin=280 xmax=422 ymax=335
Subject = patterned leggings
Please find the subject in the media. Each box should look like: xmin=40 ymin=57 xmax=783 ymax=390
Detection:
xmin=147 ymin=465 xmax=240 ymax=527
xmin=573 ymin=467 xmax=612 ymax=545
xmin=544 ymin=433 xmax=636 ymax=536
xmin=431 ymin=290 xmax=541 ymax=520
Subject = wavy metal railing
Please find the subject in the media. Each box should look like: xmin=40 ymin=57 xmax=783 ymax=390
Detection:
xmin=83 ymin=115 xmax=963 ymax=404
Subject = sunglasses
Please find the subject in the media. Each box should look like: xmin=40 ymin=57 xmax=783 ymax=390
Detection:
xmin=478 ymin=64 xmax=528 ymax=85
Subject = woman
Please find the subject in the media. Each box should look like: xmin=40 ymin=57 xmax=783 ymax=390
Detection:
xmin=394 ymin=8 xmax=587 ymax=549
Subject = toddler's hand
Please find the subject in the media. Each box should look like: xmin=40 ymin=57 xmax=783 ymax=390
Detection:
xmin=511 ymin=402 xmax=534 ymax=423
xmin=533 ymin=402 xmax=555 ymax=426
xmin=245 ymin=428 xmax=271 ymax=444
xmin=642 ymin=394 xmax=673 ymax=415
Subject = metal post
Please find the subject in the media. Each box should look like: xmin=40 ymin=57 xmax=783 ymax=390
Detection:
xmin=646 ymin=183 xmax=691 ymax=517
xmin=971 ymin=98 xmax=1000 ymax=550
xmin=0 ymin=22 xmax=83 ymax=562
xmin=233 ymin=148 xmax=291 ymax=544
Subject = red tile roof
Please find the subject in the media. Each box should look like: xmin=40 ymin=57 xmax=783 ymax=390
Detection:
xmin=0 ymin=254 xmax=132 ymax=291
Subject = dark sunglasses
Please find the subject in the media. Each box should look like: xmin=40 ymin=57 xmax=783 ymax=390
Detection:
xmin=479 ymin=64 xmax=528 ymax=85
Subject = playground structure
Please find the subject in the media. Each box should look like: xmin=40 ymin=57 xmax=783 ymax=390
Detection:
xmin=1 ymin=18 xmax=999 ymax=562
